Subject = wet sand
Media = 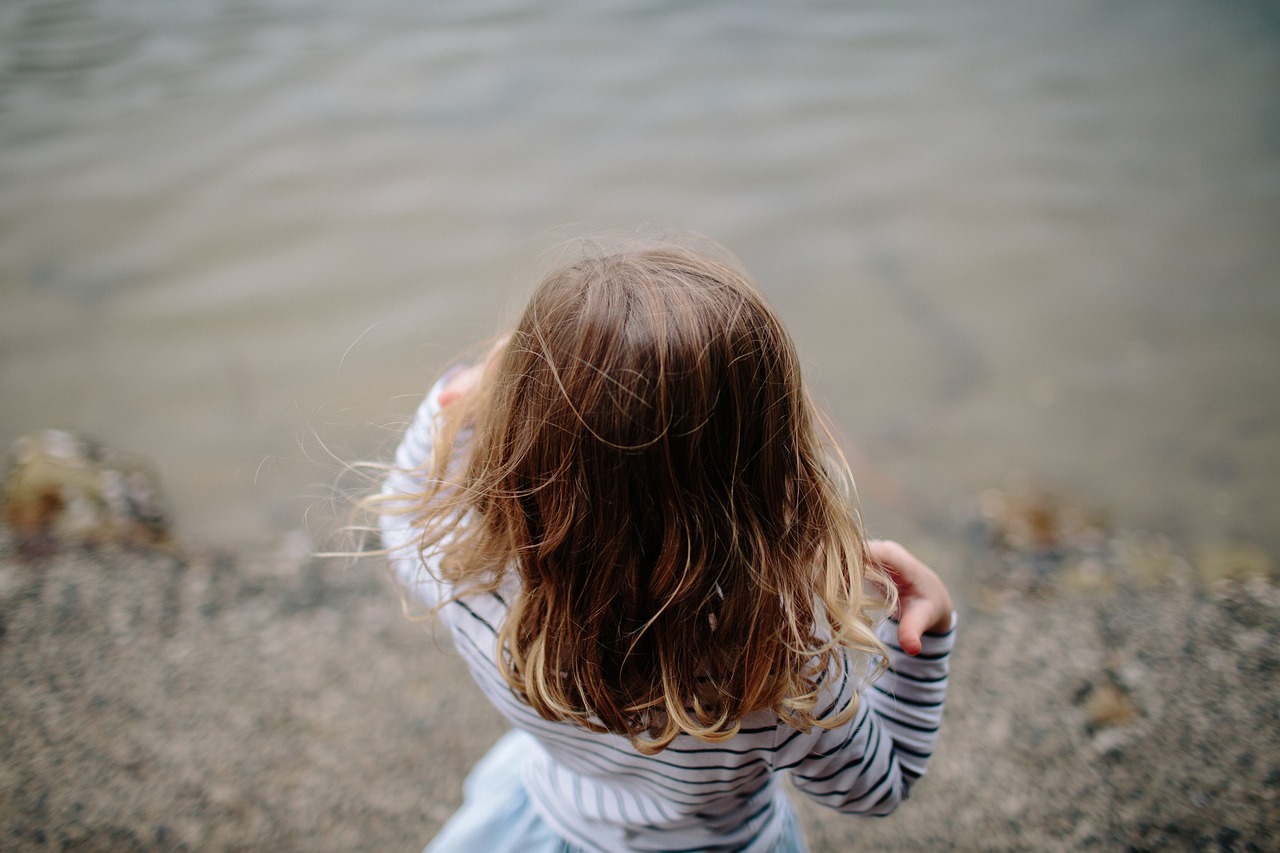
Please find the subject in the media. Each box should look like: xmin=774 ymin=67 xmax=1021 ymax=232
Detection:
xmin=2 ymin=526 xmax=1276 ymax=852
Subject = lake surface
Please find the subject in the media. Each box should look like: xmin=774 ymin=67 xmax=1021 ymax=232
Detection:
xmin=2 ymin=0 xmax=1277 ymax=565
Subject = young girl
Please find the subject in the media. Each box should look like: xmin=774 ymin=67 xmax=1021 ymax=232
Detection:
xmin=377 ymin=243 xmax=955 ymax=853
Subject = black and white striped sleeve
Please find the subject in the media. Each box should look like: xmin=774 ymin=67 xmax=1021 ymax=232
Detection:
xmin=864 ymin=617 xmax=955 ymax=784
xmin=378 ymin=377 xmax=450 ymax=607
xmin=775 ymin=616 xmax=955 ymax=816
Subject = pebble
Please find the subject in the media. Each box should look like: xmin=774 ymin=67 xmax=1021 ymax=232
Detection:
xmin=2 ymin=430 xmax=171 ymax=556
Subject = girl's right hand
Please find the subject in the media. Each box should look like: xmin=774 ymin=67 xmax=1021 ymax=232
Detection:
xmin=868 ymin=540 xmax=954 ymax=656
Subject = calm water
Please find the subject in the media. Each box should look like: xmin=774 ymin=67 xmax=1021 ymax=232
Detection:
xmin=2 ymin=0 xmax=1277 ymax=564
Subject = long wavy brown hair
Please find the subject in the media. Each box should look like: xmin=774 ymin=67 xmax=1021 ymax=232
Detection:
xmin=398 ymin=244 xmax=893 ymax=754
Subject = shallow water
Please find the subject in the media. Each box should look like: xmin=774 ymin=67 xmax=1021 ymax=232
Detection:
xmin=2 ymin=0 xmax=1277 ymax=562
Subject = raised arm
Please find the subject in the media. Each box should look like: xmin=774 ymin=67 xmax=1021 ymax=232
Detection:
xmin=775 ymin=542 xmax=955 ymax=814
xmin=379 ymin=335 xmax=508 ymax=606
xmin=378 ymin=377 xmax=450 ymax=605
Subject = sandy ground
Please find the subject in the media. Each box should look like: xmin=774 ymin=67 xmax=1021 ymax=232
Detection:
xmin=1 ymin=527 xmax=1277 ymax=852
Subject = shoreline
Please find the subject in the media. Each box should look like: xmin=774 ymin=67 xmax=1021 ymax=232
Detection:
xmin=1 ymin=529 xmax=1277 ymax=851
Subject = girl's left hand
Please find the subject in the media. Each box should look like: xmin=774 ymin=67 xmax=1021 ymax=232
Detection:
xmin=868 ymin=540 xmax=954 ymax=656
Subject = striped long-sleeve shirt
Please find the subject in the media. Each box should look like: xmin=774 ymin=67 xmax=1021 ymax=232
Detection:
xmin=380 ymin=380 xmax=955 ymax=853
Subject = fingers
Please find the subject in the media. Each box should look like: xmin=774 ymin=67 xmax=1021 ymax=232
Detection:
xmin=870 ymin=539 xmax=925 ymax=653
xmin=868 ymin=539 xmax=926 ymax=585
xmin=896 ymin=600 xmax=929 ymax=657
xmin=439 ymin=335 xmax=510 ymax=408
xmin=869 ymin=539 xmax=955 ymax=650
xmin=439 ymin=364 xmax=482 ymax=407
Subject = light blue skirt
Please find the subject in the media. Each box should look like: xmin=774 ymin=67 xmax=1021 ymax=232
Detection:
xmin=424 ymin=730 xmax=809 ymax=853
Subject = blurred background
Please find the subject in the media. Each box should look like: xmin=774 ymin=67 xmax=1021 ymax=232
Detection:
xmin=1 ymin=0 xmax=1277 ymax=573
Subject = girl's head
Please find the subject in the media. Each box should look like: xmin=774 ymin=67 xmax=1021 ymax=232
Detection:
xmin=416 ymin=243 xmax=891 ymax=753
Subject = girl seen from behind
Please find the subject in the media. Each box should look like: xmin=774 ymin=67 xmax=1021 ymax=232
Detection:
xmin=377 ymin=241 xmax=955 ymax=853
